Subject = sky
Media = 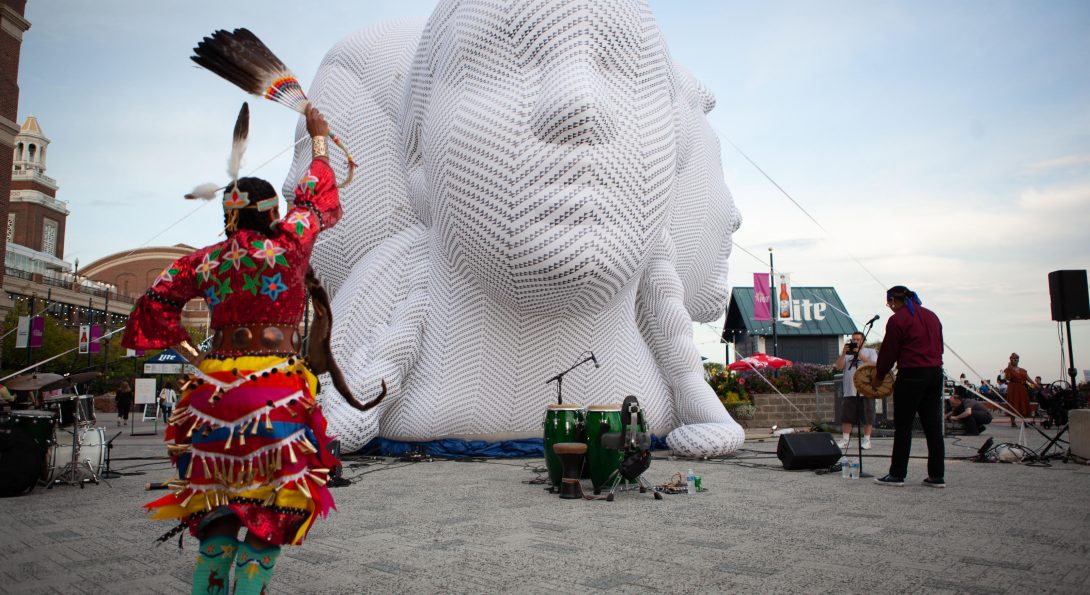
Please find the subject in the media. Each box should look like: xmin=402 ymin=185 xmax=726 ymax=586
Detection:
xmin=16 ymin=0 xmax=1090 ymax=384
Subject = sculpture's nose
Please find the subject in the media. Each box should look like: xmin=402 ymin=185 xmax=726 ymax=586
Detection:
xmin=530 ymin=74 xmax=618 ymax=146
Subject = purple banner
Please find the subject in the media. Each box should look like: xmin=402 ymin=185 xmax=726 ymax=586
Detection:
xmin=753 ymin=273 xmax=771 ymax=321
xmin=89 ymin=324 xmax=103 ymax=354
xmin=29 ymin=316 xmax=45 ymax=349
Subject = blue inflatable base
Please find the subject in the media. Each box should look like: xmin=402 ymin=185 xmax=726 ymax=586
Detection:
xmin=356 ymin=435 xmax=670 ymax=458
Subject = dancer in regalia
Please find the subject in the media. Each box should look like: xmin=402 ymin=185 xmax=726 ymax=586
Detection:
xmin=123 ymin=103 xmax=367 ymax=594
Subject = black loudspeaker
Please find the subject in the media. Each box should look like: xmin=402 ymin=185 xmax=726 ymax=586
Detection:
xmin=776 ymin=432 xmax=842 ymax=470
xmin=1048 ymin=270 xmax=1090 ymax=322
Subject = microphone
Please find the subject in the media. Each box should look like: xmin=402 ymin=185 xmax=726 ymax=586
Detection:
xmin=590 ymin=352 xmax=600 ymax=368
xmin=866 ymin=314 xmax=880 ymax=325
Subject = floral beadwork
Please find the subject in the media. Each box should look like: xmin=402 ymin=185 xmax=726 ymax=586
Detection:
xmin=220 ymin=239 xmax=256 ymax=273
xmin=260 ymin=272 xmax=288 ymax=301
xmin=285 ymin=211 xmax=312 ymax=237
xmin=251 ymin=239 xmax=288 ymax=269
xmin=194 ymin=252 xmax=220 ymax=283
xmin=153 ymin=267 xmax=178 ymax=287
xmin=296 ymin=173 xmax=319 ymax=198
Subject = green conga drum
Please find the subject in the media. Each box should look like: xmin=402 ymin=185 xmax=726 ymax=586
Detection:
xmin=585 ymin=403 xmax=645 ymax=492
xmin=543 ymin=404 xmax=586 ymax=488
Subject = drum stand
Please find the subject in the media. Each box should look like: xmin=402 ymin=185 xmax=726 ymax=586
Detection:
xmin=601 ymin=470 xmax=661 ymax=501
xmin=100 ymin=431 xmax=123 ymax=480
xmin=48 ymin=413 xmax=101 ymax=489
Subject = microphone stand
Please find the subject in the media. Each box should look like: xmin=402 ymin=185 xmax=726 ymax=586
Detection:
xmin=848 ymin=318 xmax=878 ymax=479
xmin=545 ymin=354 xmax=597 ymax=405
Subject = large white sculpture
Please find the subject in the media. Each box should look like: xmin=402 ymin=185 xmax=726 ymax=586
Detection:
xmin=285 ymin=0 xmax=744 ymax=457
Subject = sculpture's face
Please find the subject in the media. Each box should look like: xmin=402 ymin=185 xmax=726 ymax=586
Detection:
xmin=408 ymin=0 xmax=677 ymax=314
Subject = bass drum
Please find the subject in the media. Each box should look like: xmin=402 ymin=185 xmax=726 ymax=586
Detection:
xmin=0 ymin=425 xmax=43 ymax=497
xmin=45 ymin=426 xmax=105 ymax=483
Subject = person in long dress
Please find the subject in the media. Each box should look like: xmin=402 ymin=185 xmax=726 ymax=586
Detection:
xmin=1003 ymin=352 xmax=1033 ymax=426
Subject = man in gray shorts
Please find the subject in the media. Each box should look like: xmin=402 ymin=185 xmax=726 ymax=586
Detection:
xmin=836 ymin=331 xmax=877 ymax=449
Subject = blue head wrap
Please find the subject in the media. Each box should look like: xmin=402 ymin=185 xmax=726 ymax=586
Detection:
xmin=887 ymin=286 xmax=922 ymax=316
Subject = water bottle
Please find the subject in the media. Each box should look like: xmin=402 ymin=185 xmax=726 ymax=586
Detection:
xmin=849 ymin=458 xmax=860 ymax=480
xmin=839 ymin=456 xmax=849 ymax=479
xmin=686 ymin=468 xmax=696 ymax=494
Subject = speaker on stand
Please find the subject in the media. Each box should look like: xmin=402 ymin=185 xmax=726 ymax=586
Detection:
xmin=1042 ymin=270 xmax=1088 ymax=460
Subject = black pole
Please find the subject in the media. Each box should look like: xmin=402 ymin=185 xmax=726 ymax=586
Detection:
xmin=769 ymin=248 xmax=778 ymax=358
xmin=25 ymin=294 xmax=34 ymax=368
xmin=87 ymin=297 xmax=93 ymax=369
xmin=1066 ymin=320 xmax=1078 ymax=391
xmin=850 ymin=319 xmax=878 ymax=479
xmin=103 ymin=291 xmax=110 ymax=369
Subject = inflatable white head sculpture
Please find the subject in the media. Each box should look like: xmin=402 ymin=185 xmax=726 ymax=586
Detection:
xmin=288 ymin=0 xmax=744 ymax=457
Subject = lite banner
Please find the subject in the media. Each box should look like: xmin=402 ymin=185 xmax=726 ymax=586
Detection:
xmin=753 ymin=273 xmax=771 ymax=321
xmin=29 ymin=316 xmax=44 ymax=349
xmin=78 ymin=324 xmax=90 ymax=354
xmin=89 ymin=324 xmax=103 ymax=354
xmin=777 ymin=273 xmax=793 ymax=320
xmin=15 ymin=315 xmax=30 ymax=348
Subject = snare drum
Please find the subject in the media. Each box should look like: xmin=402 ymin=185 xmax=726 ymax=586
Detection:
xmin=584 ymin=404 xmax=644 ymax=492
xmin=43 ymin=394 xmax=81 ymax=427
xmin=7 ymin=410 xmax=57 ymax=451
xmin=543 ymin=404 xmax=586 ymax=488
xmin=77 ymin=395 xmax=97 ymax=424
xmin=45 ymin=426 xmax=105 ymax=483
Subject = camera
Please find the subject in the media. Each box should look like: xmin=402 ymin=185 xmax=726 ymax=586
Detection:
xmin=846 ymin=341 xmax=858 ymax=355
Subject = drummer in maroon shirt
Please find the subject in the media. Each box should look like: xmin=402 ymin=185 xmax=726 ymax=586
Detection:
xmin=870 ymin=285 xmax=946 ymax=488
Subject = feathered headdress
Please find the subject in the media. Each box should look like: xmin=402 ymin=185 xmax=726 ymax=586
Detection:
xmin=191 ymin=28 xmax=356 ymax=187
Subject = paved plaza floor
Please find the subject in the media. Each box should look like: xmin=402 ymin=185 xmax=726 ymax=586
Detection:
xmin=1 ymin=412 xmax=1088 ymax=594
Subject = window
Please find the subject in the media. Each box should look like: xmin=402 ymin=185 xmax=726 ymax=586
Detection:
xmin=41 ymin=219 xmax=58 ymax=255
xmin=7 ymin=214 xmax=15 ymax=243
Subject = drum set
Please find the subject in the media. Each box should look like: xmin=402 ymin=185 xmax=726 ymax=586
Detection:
xmin=0 ymin=372 xmax=106 ymax=496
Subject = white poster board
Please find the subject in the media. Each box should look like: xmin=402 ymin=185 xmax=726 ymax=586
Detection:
xmin=135 ymin=377 xmax=159 ymax=422
xmin=134 ymin=378 xmax=157 ymax=404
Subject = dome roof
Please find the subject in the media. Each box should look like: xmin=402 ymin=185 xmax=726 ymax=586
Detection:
xmin=20 ymin=115 xmax=42 ymax=135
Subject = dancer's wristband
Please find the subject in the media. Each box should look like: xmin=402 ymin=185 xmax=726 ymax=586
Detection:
xmin=312 ymin=135 xmax=329 ymax=160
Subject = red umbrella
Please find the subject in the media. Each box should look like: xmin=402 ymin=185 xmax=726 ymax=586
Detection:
xmin=727 ymin=353 xmax=792 ymax=372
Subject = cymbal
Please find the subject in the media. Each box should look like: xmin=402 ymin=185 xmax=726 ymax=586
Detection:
xmin=41 ymin=371 xmax=101 ymax=392
xmin=3 ymin=373 xmax=64 ymax=391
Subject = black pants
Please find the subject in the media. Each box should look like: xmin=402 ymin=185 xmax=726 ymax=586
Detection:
xmin=890 ymin=367 xmax=945 ymax=480
xmin=117 ymin=401 xmax=132 ymax=420
xmin=962 ymin=410 xmax=992 ymax=436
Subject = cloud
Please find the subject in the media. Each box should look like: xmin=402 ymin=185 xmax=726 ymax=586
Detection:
xmin=1025 ymin=153 xmax=1090 ymax=173
xmin=1017 ymin=184 xmax=1090 ymax=211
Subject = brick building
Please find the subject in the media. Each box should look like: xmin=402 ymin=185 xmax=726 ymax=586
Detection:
xmin=0 ymin=0 xmax=30 ymax=316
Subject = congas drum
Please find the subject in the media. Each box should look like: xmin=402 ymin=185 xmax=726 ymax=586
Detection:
xmin=45 ymin=426 xmax=105 ymax=483
xmin=43 ymin=394 xmax=81 ymax=427
xmin=853 ymin=365 xmax=894 ymax=398
xmin=7 ymin=409 xmax=57 ymax=450
xmin=543 ymin=404 xmax=586 ymax=488
xmin=584 ymin=404 xmax=644 ymax=493
xmin=0 ymin=425 xmax=42 ymax=496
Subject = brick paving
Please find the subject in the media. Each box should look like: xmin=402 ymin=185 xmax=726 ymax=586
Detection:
xmin=2 ymin=413 xmax=1088 ymax=593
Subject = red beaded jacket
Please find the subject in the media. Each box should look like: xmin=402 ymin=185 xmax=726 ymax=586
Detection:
xmin=122 ymin=160 xmax=341 ymax=350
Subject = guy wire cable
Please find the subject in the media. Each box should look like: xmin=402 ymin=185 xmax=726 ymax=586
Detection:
xmin=114 ymin=134 xmax=309 ymax=262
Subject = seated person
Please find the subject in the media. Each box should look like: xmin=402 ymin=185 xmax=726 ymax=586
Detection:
xmin=946 ymin=387 xmax=993 ymax=436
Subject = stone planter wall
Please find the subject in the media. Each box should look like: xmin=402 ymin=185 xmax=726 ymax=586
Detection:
xmin=748 ymin=387 xmax=837 ymax=428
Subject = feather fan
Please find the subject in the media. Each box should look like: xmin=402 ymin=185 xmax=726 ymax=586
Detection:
xmin=191 ymin=28 xmax=357 ymax=188
xmin=192 ymin=28 xmax=310 ymax=113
